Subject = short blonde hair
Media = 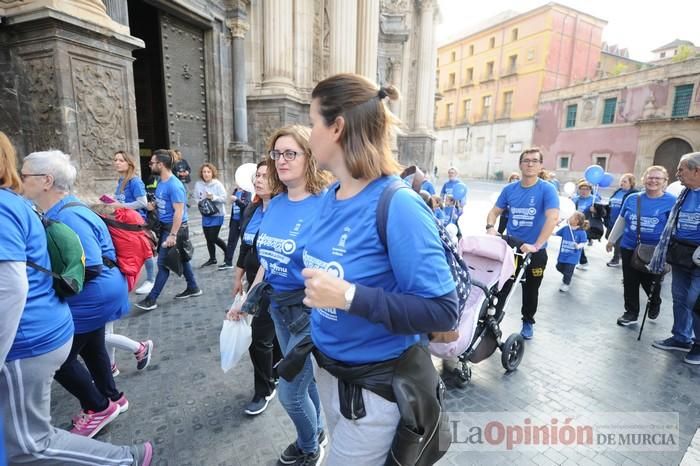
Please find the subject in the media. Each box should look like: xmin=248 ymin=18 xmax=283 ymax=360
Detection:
xmin=311 ymin=73 xmax=402 ymax=180
xmin=266 ymin=125 xmax=330 ymax=196
xmin=0 ymin=131 xmax=22 ymax=193
xmin=643 ymin=165 xmax=668 ymax=181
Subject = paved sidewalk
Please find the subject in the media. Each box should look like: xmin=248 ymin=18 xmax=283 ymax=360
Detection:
xmin=48 ymin=187 xmax=699 ymax=465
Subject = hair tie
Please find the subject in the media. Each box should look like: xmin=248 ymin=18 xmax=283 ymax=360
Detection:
xmin=377 ymin=88 xmax=388 ymax=99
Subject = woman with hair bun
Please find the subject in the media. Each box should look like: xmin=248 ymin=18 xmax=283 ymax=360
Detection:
xmin=300 ymin=73 xmax=458 ymax=465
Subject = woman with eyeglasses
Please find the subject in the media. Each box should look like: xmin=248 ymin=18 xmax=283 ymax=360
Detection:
xmin=230 ymin=126 xmax=330 ymax=465
xmin=606 ymin=166 xmax=676 ymax=326
xmin=226 ymin=161 xmax=282 ymax=417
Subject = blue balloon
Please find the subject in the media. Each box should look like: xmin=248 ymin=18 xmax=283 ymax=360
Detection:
xmin=599 ymin=172 xmax=614 ymax=188
xmin=452 ymin=183 xmax=467 ymax=201
xmin=584 ymin=165 xmax=604 ymax=185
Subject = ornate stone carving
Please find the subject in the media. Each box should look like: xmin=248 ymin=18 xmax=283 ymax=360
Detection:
xmin=22 ymin=57 xmax=61 ymax=152
xmin=226 ymin=18 xmax=249 ymax=39
xmin=581 ymin=100 xmax=594 ymax=122
xmin=381 ymin=0 xmax=408 ymax=14
xmin=313 ymin=0 xmax=324 ymax=83
xmin=72 ymin=61 xmax=126 ymax=168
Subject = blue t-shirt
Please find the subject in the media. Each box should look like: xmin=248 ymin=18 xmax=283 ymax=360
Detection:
xmin=608 ymin=189 xmax=631 ymax=226
xmin=495 ymin=179 xmax=560 ymax=246
xmin=434 ymin=208 xmax=445 ymax=223
xmin=0 ymin=190 xmax=73 ymax=362
xmin=673 ymin=189 xmax=700 ymax=243
xmin=573 ymin=194 xmax=601 ymax=213
xmin=231 ymin=189 xmax=250 ymax=221
xmin=555 ymin=226 xmax=588 ymax=265
xmin=47 ymin=196 xmax=130 ymax=334
xmin=115 ymin=176 xmax=147 ymax=220
xmin=155 ymin=175 xmax=188 ymax=224
xmin=442 ymin=205 xmax=460 ymax=226
xmin=441 ymin=179 xmax=466 ymax=201
xmin=619 ymin=192 xmax=677 ymax=250
xmin=422 ymin=180 xmax=436 ymax=195
xmin=305 ymin=177 xmax=455 ymax=365
xmin=243 ymin=207 xmax=264 ymax=245
xmin=257 ymin=193 xmax=323 ymax=293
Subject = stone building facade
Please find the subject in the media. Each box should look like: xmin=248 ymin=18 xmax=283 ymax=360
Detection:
xmin=0 ymin=0 xmax=438 ymax=196
xmin=532 ymin=58 xmax=700 ymax=181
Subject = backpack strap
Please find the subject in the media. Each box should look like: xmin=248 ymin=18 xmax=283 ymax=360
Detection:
xmin=376 ymin=179 xmax=409 ymax=250
xmin=59 ymin=201 xmax=118 ymax=268
xmin=100 ymin=215 xmax=149 ymax=232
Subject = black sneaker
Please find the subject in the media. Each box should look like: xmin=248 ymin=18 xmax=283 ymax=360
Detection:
xmin=135 ymin=297 xmax=157 ymax=311
xmin=217 ymin=262 xmax=234 ymax=270
xmin=606 ymin=260 xmax=620 ymax=267
xmin=648 ymin=304 xmax=661 ymax=320
xmin=175 ymin=288 xmax=203 ymax=299
xmin=244 ymin=396 xmax=270 ymax=416
xmin=200 ymin=259 xmax=217 ymax=268
xmin=318 ymin=429 xmax=328 ymax=448
xmin=617 ymin=312 xmax=638 ymax=326
xmin=279 ymin=443 xmax=303 ymax=464
xmin=293 ymin=449 xmax=322 ymax=466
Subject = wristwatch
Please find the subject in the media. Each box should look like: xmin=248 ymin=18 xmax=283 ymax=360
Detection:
xmin=344 ymin=284 xmax=356 ymax=311
xmin=485 ymin=224 xmax=495 ymax=231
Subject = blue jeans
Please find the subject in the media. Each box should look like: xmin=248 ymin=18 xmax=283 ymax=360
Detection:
xmin=270 ymin=306 xmax=323 ymax=454
xmin=556 ymin=262 xmax=576 ymax=285
xmin=670 ymin=266 xmax=700 ymax=344
xmin=148 ymin=245 xmax=198 ymax=301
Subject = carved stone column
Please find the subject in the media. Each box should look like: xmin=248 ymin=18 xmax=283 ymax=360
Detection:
xmin=263 ymin=0 xmax=294 ymax=89
xmin=356 ymin=0 xmax=380 ymax=81
xmin=414 ymin=0 xmax=436 ymax=131
xmin=103 ymin=0 xmax=129 ymax=27
xmin=328 ymin=0 xmax=358 ymax=74
xmin=294 ymin=0 xmax=314 ymax=93
xmin=0 ymin=0 xmax=129 ymax=35
xmin=226 ymin=16 xmax=255 ymax=174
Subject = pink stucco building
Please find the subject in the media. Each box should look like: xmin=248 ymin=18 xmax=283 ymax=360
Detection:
xmin=533 ymin=58 xmax=700 ymax=181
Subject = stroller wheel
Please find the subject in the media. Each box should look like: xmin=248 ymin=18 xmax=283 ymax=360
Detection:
xmin=452 ymin=363 xmax=471 ymax=388
xmin=501 ymin=333 xmax=525 ymax=372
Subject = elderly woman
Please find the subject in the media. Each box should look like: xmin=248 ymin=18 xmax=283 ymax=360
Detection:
xmin=21 ymin=150 xmax=132 ymax=439
xmin=606 ymin=166 xmax=676 ymax=326
xmin=2 ymin=137 xmax=152 ymax=464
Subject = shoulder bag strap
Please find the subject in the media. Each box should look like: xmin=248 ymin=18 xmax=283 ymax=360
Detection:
xmin=636 ymin=195 xmax=641 ymax=245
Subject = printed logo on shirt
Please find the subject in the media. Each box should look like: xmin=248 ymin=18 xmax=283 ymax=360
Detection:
xmin=257 ymin=232 xmax=296 ymax=265
xmin=156 ymin=197 xmax=167 ymax=217
xmin=290 ymin=220 xmax=303 ymax=237
xmin=560 ymin=240 xmax=578 ymax=254
xmin=529 ymin=196 xmax=535 ymax=206
xmin=629 ymin=214 xmax=660 ymax=232
xmin=303 ymin=250 xmax=343 ymax=321
xmin=678 ymin=212 xmax=700 ymax=231
xmin=332 ymin=227 xmax=350 ymax=256
xmin=510 ymin=207 xmax=538 ymax=228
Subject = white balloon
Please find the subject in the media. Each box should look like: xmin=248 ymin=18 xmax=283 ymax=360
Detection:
xmin=445 ymin=223 xmax=459 ymax=244
xmin=559 ymin=196 xmax=576 ymax=221
xmin=666 ymin=181 xmax=683 ymax=197
xmin=563 ymin=182 xmax=576 ymax=196
xmin=235 ymin=163 xmax=257 ymax=194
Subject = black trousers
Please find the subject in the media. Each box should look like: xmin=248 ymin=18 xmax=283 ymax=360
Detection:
xmin=521 ymin=249 xmax=548 ymax=324
xmin=203 ymin=225 xmax=227 ymax=261
xmin=556 ymin=262 xmax=576 ymax=285
xmin=249 ymin=302 xmax=283 ymax=398
xmin=53 ymin=326 xmax=120 ymax=412
xmin=621 ymin=248 xmax=662 ymax=316
xmin=223 ymin=219 xmax=242 ymax=265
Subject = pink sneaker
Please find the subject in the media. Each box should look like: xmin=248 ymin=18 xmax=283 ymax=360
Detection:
xmin=135 ymin=340 xmax=154 ymax=370
xmin=130 ymin=441 xmax=153 ymax=466
xmin=113 ymin=393 xmax=129 ymax=413
xmin=70 ymin=400 xmax=120 ymax=438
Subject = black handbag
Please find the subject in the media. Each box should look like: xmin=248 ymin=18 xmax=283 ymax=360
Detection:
xmin=666 ymin=240 xmax=697 ymax=269
xmin=197 ymin=198 xmax=219 ymax=217
xmin=631 ymin=196 xmax=669 ymax=274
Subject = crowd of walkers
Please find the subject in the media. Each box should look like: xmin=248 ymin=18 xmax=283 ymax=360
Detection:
xmin=2 ymin=71 xmax=700 ymax=466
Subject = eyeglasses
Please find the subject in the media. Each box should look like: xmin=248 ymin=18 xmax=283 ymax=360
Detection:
xmin=520 ymin=159 xmax=541 ymax=165
xmin=269 ymin=150 xmax=301 ymax=161
xmin=20 ymin=173 xmax=47 ymax=180
xmin=646 ymin=176 xmax=667 ymax=181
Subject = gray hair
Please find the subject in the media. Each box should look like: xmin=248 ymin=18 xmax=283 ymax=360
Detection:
xmin=680 ymin=152 xmax=700 ymax=171
xmin=23 ymin=150 xmax=77 ymax=192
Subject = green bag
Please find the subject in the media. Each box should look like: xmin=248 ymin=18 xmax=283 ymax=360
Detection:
xmin=27 ymin=215 xmax=86 ymax=299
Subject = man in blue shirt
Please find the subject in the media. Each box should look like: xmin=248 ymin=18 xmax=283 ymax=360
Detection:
xmin=136 ymin=150 xmax=201 ymax=310
xmin=486 ymin=148 xmax=560 ymax=339
xmin=440 ymin=167 xmax=466 ymax=201
xmin=652 ymin=152 xmax=700 ymax=364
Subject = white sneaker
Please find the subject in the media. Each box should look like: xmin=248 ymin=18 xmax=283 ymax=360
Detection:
xmin=559 ymin=284 xmax=570 ymax=292
xmin=576 ymin=264 xmax=588 ymax=270
xmin=134 ymin=281 xmax=154 ymax=295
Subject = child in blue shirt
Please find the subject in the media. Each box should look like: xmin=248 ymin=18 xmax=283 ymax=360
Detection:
xmin=555 ymin=212 xmax=589 ymax=292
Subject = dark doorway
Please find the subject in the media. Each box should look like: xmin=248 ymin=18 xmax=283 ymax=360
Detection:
xmin=128 ymin=0 xmax=167 ymax=180
xmin=653 ymin=138 xmax=693 ymax=181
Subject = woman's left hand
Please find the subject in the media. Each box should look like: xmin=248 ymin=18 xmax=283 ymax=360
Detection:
xmin=206 ymin=192 xmax=213 ymax=200
xmin=302 ymin=268 xmax=350 ymax=310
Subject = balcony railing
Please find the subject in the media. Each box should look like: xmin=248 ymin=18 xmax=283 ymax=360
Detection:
xmin=500 ymin=65 xmax=518 ymax=77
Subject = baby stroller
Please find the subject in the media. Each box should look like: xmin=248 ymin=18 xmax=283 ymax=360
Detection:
xmin=430 ymin=235 xmax=531 ymax=388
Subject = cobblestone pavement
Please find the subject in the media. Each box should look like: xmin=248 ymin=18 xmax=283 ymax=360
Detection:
xmin=50 ymin=182 xmax=700 ymax=465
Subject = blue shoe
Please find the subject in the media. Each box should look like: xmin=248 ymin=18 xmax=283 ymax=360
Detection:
xmin=520 ymin=322 xmax=533 ymax=340
xmin=652 ymin=337 xmax=692 ymax=352
xmin=684 ymin=345 xmax=700 ymax=365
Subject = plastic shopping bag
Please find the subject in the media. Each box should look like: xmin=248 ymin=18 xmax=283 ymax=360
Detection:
xmin=219 ymin=319 xmax=252 ymax=373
